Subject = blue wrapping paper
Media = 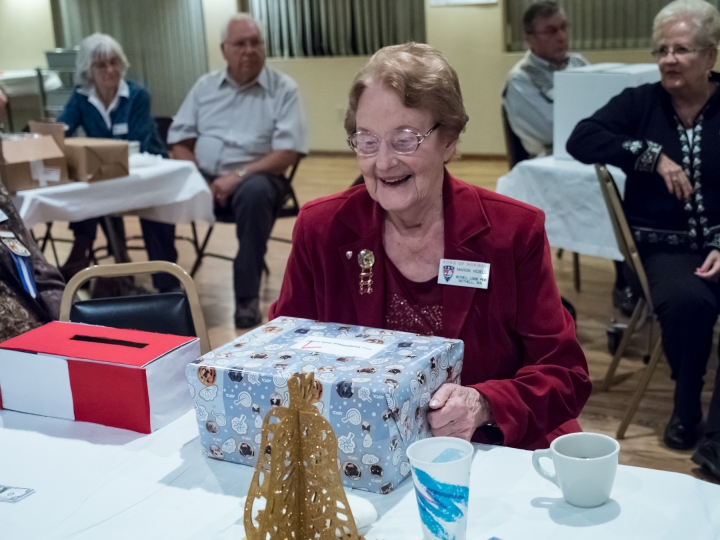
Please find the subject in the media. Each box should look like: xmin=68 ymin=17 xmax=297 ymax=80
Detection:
xmin=186 ymin=317 xmax=464 ymax=494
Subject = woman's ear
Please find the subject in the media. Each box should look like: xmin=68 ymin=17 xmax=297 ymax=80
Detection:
xmin=443 ymin=137 xmax=458 ymax=164
xmin=706 ymin=46 xmax=718 ymax=72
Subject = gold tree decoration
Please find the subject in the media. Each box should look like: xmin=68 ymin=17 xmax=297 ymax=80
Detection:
xmin=244 ymin=372 xmax=365 ymax=540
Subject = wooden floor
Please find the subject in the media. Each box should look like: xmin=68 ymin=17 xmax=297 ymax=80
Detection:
xmin=39 ymin=154 xmax=718 ymax=484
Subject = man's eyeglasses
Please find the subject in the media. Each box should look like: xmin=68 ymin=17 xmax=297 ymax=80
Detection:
xmin=347 ymin=123 xmax=440 ymax=156
xmin=528 ymin=23 xmax=570 ymax=37
xmin=651 ymin=44 xmax=708 ymax=59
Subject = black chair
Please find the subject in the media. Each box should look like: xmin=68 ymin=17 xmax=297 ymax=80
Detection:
xmin=189 ymin=158 xmax=302 ymax=277
xmin=59 ymin=261 xmax=210 ymax=354
xmin=501 ymin=105 xmax=530 ymax=169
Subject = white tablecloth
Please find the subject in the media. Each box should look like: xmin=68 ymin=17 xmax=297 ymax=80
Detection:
xmin=496 ymin=157 xmax=627 ymax=261
xmin=1 ymin=409 xmax=718 ymax=539
xmin=12 ymin=159 xmax=214 ymax=229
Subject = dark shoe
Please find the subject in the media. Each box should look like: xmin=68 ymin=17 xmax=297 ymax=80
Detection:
xmin=692 ymin=434 xmax=720 ymax=480
xmin=612 ymin=285 xmax=638 ymax=317
xmin=235 ymin=298 xmax=261 ymax=329
xmin=664 ymin=414 xmax=701 ymax=450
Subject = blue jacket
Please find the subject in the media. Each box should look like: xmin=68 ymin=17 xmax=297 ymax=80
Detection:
xmin=59 ymin=80 xmax=167 ymax=157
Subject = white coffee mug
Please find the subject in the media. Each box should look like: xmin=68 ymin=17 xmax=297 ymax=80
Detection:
xmin=532 ymin=432 xmax=619 ymax=508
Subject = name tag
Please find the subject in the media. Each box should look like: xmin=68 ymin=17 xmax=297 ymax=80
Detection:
xmin=112 ymin=123 xmax=129 ymax=135
xmin=438 ymin=258 xmax=490 ymax=289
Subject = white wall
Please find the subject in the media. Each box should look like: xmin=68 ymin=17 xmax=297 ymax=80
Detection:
xmin=0 ymin=0 xmax=55 ymax=70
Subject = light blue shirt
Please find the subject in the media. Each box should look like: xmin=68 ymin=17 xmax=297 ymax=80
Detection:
xmin=502 ymin=51 xmax=589 ymax=157
xmin=168 ymin=66 xmax=307 ymax=176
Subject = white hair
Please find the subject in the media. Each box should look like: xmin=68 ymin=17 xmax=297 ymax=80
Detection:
xmin=221 ymin=13 xmax=265 ymax=43
xmin=75 ymin=33 xmax=129 ymax=88
xmin=653 ymin=0 xmax=720 ymax=47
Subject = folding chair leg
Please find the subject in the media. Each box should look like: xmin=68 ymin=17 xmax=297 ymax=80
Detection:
xmin=616 ymin=337 xmax=664 ymax=440
xmin=573 ymin=252 xmax=581 ymax=292
xmin=602 ymin=298 xmax=646 ymax=391
xmin=190 ymin=224 xmax=215 ymax=277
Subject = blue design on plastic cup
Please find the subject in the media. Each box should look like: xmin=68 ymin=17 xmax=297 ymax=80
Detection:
xmin=412 ymin=467 xmax=470 ymax=540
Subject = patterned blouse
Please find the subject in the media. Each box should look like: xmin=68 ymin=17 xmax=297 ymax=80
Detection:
xmin=383 ymin=255 xmax=443 ymax=336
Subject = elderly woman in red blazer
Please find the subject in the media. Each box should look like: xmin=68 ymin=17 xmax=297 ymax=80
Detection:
xmin=270 ymin=43 xmax=591 ymax=450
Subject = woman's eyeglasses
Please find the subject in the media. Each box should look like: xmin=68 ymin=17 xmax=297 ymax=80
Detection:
xmin=651 ymin=44 xmax=708 ymax=59
xmin=347 ymin=123 xmax=440 ymax=156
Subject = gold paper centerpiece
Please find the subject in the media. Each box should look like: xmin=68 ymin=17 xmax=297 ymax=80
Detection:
xmin=244 ymin=372 xmax=365 ymax=540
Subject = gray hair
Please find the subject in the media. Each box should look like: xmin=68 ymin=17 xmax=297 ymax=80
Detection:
xmin=653 ymin=0 xmax=720 ymax=47
xmin=221 ymin=13 xmax=265 ymax=43
xmin=75 ymin=33 xmax=129 ymax=88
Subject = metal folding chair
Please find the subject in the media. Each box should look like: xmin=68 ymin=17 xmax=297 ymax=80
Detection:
xmin=595 ymin=163 xmax=664 ymax=439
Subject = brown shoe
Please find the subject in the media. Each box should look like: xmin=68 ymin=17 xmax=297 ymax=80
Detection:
xmin=235 ymin=298 xmax=261 ymax=329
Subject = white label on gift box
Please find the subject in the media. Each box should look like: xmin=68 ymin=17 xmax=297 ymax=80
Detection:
xmin=41 ymin=167 xmax=61 ymax=183
xmin=438 ymin=258 xmax=489 ymax=289
xmin=112 ymin=122 xmax=129 ymax=135
xmin=291 ymin=336 xmax=390 ymax=359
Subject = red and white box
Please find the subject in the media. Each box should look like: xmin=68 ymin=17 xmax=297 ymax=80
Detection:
xmin=0 ymin=322 xmax=200 ymax=433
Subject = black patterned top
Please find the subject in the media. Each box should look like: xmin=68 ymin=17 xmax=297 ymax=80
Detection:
xmin=0 ymin=183 xmax=65 ymax=342
xmin=567 ymin=73 xmax=720 ymax=253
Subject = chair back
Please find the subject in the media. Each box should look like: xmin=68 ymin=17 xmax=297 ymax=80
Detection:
xmin=59 ymin=261 xmax=210 ymax=354
xmin=276 ymin=157 xmax=302 ymax=219
xmin=595 ymin=164 xmax=653 ymax=311
xmin=501 ymin=106 xmax=530 ymax=168
xmin=154 ymin=116 xmax=174 ymax=146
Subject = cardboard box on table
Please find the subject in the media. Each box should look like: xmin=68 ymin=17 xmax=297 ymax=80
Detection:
xmin=553 ymin=63 xmax=661 ymax=161
xmin=0 ymin=133 xmax=69 ymax=193
xmin=64 ymin=137 xmax=129 ymax=182
xmin=186 ymin=317 xmax=464 ymax=494
xmin=0 ymin=321 xmax=200 ymax=433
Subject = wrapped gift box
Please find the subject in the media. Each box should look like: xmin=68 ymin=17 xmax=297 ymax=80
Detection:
xmin=0 ymin=322 xmax=200 ymax=433
xmin=64 ymin=137 xmax=129 ymax=182
xmin=186 ymin=317 xmax=464 ymax=494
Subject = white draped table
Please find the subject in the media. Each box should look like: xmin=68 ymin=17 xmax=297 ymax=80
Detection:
xmin=11 ymin=158 xmax=214 ymax=229
xmin=1 ymin=409 xmax=718 ymax=539
xmin=496 ymin=157 xmax=627 ymax=261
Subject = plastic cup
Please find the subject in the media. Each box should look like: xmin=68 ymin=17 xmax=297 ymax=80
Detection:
xmin=406 ymin=437 xmax=474 ymax=540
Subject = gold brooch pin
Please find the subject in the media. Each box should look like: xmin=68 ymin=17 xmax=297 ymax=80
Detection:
xmin=357 ymin=249 xmax=375 ymax=294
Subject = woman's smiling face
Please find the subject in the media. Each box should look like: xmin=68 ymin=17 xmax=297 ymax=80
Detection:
xmin=354 ymin=82 xmax=456 ymax=216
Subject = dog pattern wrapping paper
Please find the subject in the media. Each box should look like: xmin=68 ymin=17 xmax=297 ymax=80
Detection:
xmin=186 ymin=317 xmax=464 ymax=494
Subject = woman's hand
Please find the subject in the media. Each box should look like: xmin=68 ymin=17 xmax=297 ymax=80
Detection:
xmin=657 ymin=153 xmax=693 ymax=200
xmin=695 ymin=249 xmax=720 ymax=281
xmin=426 ymin=384 xmax=493 ymax=441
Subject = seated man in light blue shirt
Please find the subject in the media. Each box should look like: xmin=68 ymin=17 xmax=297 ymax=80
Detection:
xmin=168 ymin=13 xmax=307 ymax=328
xmin=502 ymin=2 xmax=588 ymax=157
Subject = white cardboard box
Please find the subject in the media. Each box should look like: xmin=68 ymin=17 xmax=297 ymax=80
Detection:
xmin=554 ymin=63 xmax=660 ymax=160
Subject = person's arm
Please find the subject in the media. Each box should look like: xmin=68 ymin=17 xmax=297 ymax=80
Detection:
xmin=0 ymin=90 xmax=7 ymax=124
xmin=171 ymin=139 xmax=197 ymax=163
xmin=504 ymin=76 xmax=554 ymax=153
xmin=57 ymin=89 xmax=82 ymax=137
xmin=167 ymin=79 xmax=201 ymax=161
xmin=471 ymin=211 xmax=592 ymax=448
xmin=127 ymin=87 xmax=166 ymax=157
xmin=268 ymin=207 xmax=319 ymax=320
xmin=566 ymin=86 xmax=662 ymax=172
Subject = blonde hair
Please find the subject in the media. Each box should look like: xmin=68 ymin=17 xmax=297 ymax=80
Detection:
xmin=344 ymin=42 xmax=468 ymax=142
xmin=653 ymin=0 xmax=720 ymax=47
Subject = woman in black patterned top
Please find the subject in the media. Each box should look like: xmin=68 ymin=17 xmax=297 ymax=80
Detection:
xmin=567 ymin=0 xmax=720 ymax=479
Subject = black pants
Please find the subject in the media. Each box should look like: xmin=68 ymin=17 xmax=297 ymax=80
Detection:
xmin=212 ymin=172 xmax=288 ymax=305
xmin=642 ymin=248 xmax=720 ymax=434
xmin=69 ymin=217 xmax=179 ymax=291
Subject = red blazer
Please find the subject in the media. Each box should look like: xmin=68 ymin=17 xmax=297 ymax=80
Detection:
xmin=270 ymin=171 xmax=591 ymax=450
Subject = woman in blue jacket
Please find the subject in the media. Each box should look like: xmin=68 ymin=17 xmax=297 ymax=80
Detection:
xmin=58 ymin=33 xmax=177 ymax=290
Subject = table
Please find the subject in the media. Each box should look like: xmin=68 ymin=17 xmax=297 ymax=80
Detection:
xmin=496 ymin=157 xmax=627 ymax=261
xmin=2 ymin=409 xmax=718 ymax=539
xmin=12 ymin=158 xmax=214 ymax=230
